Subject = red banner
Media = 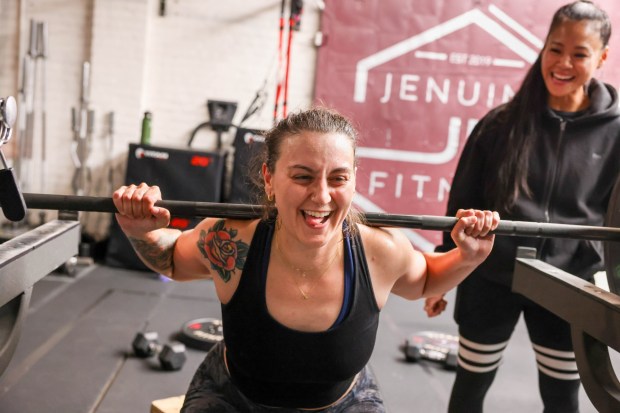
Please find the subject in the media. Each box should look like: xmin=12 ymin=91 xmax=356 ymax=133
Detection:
xmin=314 ymin=0 xmax=620 ymax=250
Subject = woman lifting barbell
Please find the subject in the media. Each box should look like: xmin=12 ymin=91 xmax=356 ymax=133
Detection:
xmin=112 ymin=106 xmax=500 ymax=412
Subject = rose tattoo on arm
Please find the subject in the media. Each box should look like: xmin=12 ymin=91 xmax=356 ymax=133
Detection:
xmin=196 ymin=220 xmax=249 ymax=282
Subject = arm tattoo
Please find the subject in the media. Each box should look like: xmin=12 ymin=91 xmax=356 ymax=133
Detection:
xmin=196 ymin=219 xmax=249 ymax=282
xmin=129 ymin=232 xmax=178 ymax=273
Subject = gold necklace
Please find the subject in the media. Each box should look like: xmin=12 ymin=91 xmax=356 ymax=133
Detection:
xmin=274 ymin=231 xmax=342 ymax=300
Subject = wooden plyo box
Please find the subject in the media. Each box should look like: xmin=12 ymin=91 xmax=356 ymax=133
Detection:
xmin=151 ymin=395 xmax=185 ymax=413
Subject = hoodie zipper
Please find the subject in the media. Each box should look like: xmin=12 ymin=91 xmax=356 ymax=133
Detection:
xmin=538 ymin=119 xmax=566 ymax=256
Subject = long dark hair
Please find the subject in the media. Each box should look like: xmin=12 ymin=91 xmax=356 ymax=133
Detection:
xmin=489 ymin=0 xmax=611 ymax=212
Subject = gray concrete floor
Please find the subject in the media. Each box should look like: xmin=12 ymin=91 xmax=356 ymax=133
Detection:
xmin=0 ymin=264 xmax=617 ymax=412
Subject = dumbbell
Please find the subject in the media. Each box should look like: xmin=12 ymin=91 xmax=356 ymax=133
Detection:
xmin=132 ymin=331 xmax=187 ymax=371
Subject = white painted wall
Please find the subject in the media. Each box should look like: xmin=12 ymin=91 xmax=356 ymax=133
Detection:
xmin=0 ymin=0 xmax=321 ymax=238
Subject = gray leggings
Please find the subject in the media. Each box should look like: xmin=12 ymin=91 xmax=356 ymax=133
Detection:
xmin=181 ymin=341 xmax=386 ymax=412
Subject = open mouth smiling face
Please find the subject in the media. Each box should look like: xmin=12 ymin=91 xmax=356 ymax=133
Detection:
xmin=264 ymin=130 xmax=356 ymax=243
xmin=541 ymin=19 xmax=607 ymax=111
xmin=302 ymin=209 xmax=333 ymax=225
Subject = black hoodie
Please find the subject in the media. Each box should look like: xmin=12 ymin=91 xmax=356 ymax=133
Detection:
xmin=437 ymin=78 xmax=620 ymax=286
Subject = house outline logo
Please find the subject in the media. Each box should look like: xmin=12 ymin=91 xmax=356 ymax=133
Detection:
xmin=349 ymin=5 xmax=544 ymax=251
xmin=352 ymin=5 xmax=543 ymax=164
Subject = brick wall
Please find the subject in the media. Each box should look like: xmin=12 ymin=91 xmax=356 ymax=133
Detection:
xmin=0 ymin=0 xmax=320 ymax=237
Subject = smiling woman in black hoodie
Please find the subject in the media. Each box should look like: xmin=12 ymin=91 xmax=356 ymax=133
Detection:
xmin=425 ymin=1 xmax=620 ymax=412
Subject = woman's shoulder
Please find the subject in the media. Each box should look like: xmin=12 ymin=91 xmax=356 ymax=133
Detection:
xmin=192 ymin=217 xmax=261 ymax=246
xmin=356 ymin=224 xmax=413 ymax=258
xmin=355 ymin=224 xmax=423 ymax=294
xmin=475 ymin=105 xmax=508 ymax=134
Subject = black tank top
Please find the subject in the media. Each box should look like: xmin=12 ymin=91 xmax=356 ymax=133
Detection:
xmin=221 ymin=220 xmax=380 ymax=408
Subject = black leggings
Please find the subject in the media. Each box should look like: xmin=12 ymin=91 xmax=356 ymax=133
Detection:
xmin=448 ymin=275 xmax=580 ymax=413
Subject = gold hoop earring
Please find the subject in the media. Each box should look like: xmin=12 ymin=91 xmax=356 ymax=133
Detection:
xmin=267 ymin=193 xmax=274 ymax=202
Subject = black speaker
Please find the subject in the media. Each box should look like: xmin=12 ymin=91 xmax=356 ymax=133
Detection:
xmin=105 ymin=143 xmax=227 ymax=271
xmin=227 ymin=128 xmax=265 ymax=204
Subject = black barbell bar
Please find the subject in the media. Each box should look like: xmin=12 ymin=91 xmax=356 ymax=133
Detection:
xmin=17 ymin=192 xmax=620 ymax=242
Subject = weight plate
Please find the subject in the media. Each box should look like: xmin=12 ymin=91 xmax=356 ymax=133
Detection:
xmin=178 ymin=317 xmax=223 ymax=351
xmin=0 ymin=96 xmax=17 ymax=129
xmin=0 ymin=289 xmax=31 ymax=377
xmin=605 ymin=174 xmax=620 ymax=294
xmin=401 ymin=330 xmax=458 ymax=368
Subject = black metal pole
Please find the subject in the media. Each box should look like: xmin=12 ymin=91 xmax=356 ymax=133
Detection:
xmin=18 ymin=193 xmax=620 ymax=242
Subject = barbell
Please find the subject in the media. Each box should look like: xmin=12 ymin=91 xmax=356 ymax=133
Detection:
xmin=7 ymin=184 xmax=620 ymax=295
xmin=2 ymin=192 xmax=619 ymax=242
